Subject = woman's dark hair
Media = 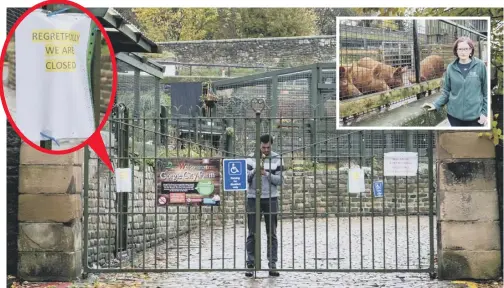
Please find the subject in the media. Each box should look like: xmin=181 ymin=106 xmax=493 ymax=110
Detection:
xmin=453 ymin=36 xmax=475 ymax=58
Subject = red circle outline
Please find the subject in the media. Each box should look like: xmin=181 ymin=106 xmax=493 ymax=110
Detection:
xmin=0 ymin=0 xmax=117 ymax=155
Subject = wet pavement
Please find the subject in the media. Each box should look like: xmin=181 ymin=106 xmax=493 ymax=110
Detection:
xmin=78 ymin=216 xmax=465 ymax=287
xmin=8 ymin=215 xmax=502 ymax=288
xmin=95 ymin=216 xmax=436 ymax=271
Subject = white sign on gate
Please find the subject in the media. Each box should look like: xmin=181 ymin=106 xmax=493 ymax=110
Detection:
xmin=384 ymin=152 xmax=418 ymax=177
xmin=348 ymin=167 xmax=365 ymax=193
xmin=15 ymin=9 xmax=95 ymax=144
xmin=115 ymin=168 xmax=132 ymax=193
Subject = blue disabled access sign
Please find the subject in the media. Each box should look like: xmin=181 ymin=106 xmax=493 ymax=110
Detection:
xmin=223 ymin=159 xmax=248 ymax=191
xmin=373 ymin=181 xmax=384 ymax=198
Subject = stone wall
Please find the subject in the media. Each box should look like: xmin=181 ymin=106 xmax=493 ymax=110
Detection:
xmin=100 ymin=55 xmax=114 ymax=114
xmin=436 ymin=132 xmax=502 ymax=280
xmin=279 ymin=171 xmax=433 ymax=217
xmin=7 ymin=41 xmax=15 ymax=90
xmin=17 ymin=144 xmax=84 ymax=281
xmin=85 ymin=153 xmax=219 ymax=267
xmin=7 ymin=121 xmax=21 ymax=275
xmin=158 ymin=36 xmax=336 ymax=67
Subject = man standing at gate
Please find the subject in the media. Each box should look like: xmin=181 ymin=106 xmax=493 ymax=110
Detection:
xmin=245 ymin=134 xmax=284 ymax=277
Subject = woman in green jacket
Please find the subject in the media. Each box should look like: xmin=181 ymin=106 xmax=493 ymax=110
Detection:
xmin=423 ymin=36 xmax=488 ymax=127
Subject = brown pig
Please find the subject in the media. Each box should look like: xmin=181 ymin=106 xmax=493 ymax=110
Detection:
xmin=350 ymin=65 xmax=390 ymax=94
xmin=357 ymin=57 xmax=407 ymax=89
xmin=339 ymin=66 xmax=361 ymax=99
xmin=408 ymin=55 xmax=445 ymax=83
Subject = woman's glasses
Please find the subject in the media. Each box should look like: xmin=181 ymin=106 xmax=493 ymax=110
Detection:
xmin=457 ymin=48 xmax=471 ymax=52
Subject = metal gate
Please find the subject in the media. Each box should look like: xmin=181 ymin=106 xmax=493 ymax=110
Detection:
xmin=83 ymin=63 xmax=436 ymax=276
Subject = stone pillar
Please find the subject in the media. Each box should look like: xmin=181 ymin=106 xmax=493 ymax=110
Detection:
xmin=17 ymin=143 xmax=83 ymax=281
xmin=437 ymin=131 xmax=502 ymax=280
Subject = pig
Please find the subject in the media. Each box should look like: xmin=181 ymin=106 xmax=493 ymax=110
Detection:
xmin=408 ymin=55 xmax=445 ymax=84
xmin=339 ymin=65 xmax=362 ymax=99
xmin=357 ymin=57 xmax=407 ymax=89
xmin=350 ymin=65 xmax=390 ymax=94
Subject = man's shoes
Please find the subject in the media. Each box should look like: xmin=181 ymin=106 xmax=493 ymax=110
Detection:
xmin=245 ymin=263 xmax=254 ymax=277
xmin=269 ymin=264 xmax=279 ymax=277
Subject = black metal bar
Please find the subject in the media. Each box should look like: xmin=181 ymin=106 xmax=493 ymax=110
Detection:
xmin=413 ymin=20 xmax=421 ymax=85
xmin=83 ymin=146 xmax=90 ymax=271
xmin=428 ymin=130 xmax=435 ymax=275
xmin=478 ymin=35 xmax=482 ymax=59
xmin=254 ymin=110 xmax=262 ymax=272
xmin=92 ymin=28 xmax=101 ymax=128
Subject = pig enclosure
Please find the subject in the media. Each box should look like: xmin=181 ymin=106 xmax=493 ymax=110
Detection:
xmin=338 ymin=19 xmax=488 ymax=125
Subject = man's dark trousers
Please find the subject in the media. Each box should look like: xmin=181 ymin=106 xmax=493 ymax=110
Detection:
xmin=246 ymin=197 xmax=278 ymax=268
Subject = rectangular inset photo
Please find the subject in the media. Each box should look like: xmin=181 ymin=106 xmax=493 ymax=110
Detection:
xmin=336 ymin=17 xmax=491 ymax=130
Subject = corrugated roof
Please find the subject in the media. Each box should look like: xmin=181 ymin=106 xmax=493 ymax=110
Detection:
xmin=48 ymin=6 xmax=161 ymax=53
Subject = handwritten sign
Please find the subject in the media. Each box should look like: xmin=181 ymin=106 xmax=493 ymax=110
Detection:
xmin=384 ymin=152 xmax=418 ymax=177
xmin=115 ymin=168 xmax=132 ymax=192
xmin=348 ymin=167 xmax=365 ymax=193
xmin=16 ymin=10 xmax=95 ymax=143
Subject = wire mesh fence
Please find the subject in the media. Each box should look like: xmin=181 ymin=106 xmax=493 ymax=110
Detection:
xmin=338 ymin=18 xmax=488 ymax=101
xmin=112 ymin=58 xmax=161 ymax=161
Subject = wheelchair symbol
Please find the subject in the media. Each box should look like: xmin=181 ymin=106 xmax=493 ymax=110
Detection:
xmin=229 ymin=163 xmax=240 ymax=174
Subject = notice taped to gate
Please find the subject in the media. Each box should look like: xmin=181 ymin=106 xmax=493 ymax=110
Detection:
xmin=156 ymin=158 xmax=221 ymax=206
xmin=384 ymin=152 xmax=418 ymax=177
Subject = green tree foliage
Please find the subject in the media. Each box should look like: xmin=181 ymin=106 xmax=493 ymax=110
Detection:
xmin=238 ymin=8 xmax=318 ymax=38
xmin=131 ymin=8 xmax=317 ymax=41
xmin=351 ymin=8 xmax=409 ymax=16
xmin=312 ymin=8 xmax=357 ymax=35
xmin=131 ymin=8 xmax=219 ymax=41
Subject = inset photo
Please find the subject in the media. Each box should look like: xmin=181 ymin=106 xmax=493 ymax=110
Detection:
xmin=336 ymin=17 xmax=491 ymax=130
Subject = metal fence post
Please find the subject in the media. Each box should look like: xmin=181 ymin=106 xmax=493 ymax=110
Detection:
xmin=412 ymin=20 xmax=421 ymax=87
xmin=92 ymin=28 xmax=101 ymax=129
xmin=254 ymin=109 xmax=262 ymax=271
xmin=428 ymin=130 xmax=435 ymax=278
xmin=477 ymin=35 xmax=482 ymax=59
xmin=160 ymin=106 xmax=168 ymax=145
xmin=133 ymin=68 xmax=140 ymax=120
xmin=82 ymin=146 xmax=90 ymax=272
xmin=310 ymin=65 xmax=320 ymax=162
xmin=154 ymin=77 xmax=160 ymax=145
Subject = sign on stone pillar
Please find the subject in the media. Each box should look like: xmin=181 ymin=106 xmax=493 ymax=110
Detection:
xmin=17 ymin=142 xmax=84 ymax=281
xmin=436 ymin=131 xmax=501 ymax=280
